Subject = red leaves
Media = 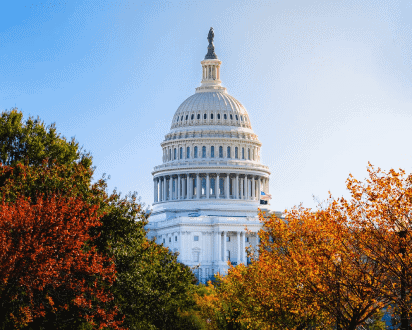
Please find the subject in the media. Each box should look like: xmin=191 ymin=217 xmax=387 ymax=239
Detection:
xmin=0 ymin=163 xmax=124 ymax=329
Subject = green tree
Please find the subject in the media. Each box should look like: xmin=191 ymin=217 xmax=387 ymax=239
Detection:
xmin=0 ymin=108 xmax=91 ymax=168
xmin=0 ymin=108 xmax=202 ymax=329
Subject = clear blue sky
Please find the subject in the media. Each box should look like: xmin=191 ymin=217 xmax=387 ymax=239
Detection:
xmin=1 ymin=0 xmax=411 ymax=212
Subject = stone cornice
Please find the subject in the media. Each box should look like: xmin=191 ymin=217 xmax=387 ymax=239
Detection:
xmin=152 ymin=161 xmax=270 ymax=176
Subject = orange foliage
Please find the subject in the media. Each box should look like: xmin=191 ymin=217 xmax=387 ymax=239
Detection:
xmin=0 ymin=193 xmax=123 ymax=329
xmin=197 ymin=164 xmax=412 ymax=329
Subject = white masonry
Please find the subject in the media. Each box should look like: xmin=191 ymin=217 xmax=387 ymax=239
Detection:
xmin=147 ymin=29 xmax=272 ymax=282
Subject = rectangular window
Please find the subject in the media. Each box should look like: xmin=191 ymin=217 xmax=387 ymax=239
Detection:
xmin=186 ymin=147 xmax=190 ymax=159
xmin=163 ymin=238 xmax=165 ymax=244
xmin=242 ymin=148 xmax=245 ymax=160
xmin=248 ymin=148 xmax=250 ymax=160
xmin=202 ymin=146 xmax=206 ymax=158
xmin=180 ymin=147 xmax=183 ymax=159
xmin=227 ymin=146 xmax=231 ymax=158
xmin=219 ymin=146 xmax=223 ymax=158
xmin=175 ymin=236 xmax=177 ymax=242
xmin=194 ymin=236 xmax=199 ymax=241
xmin=235 ymin=147 xmax=238 ymax=159
xmin=169 ymin=237 xmax=171 ymax=243
xmin=211 ymin=146 xmax=215 ymax=158
xmin=174 ymin=148 xmax=177 ymax=160
xmin=194 ymin=146 xmax=198 ymax=158
xmin=246 ymin=237 xmax=249 ymax=242
xmin=226 ymin=236 xmax=230 ymax=242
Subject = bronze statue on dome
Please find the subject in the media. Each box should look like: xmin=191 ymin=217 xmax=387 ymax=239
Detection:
xmin=205 ymin=27 xmax=218 ymax=59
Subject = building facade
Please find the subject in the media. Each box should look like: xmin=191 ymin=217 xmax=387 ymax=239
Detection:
xmin=147 ymin=28 xmax=271 ymax=282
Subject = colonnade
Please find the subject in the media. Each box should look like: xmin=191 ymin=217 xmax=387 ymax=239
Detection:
xmin=214 ymin=230 xmax=249 ymax=265
xmin=153 ymin=173 xmax=269 ymax=203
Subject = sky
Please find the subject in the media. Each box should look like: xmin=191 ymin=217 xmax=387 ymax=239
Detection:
xmin=1 ymin=0 xmax=412 ymax=212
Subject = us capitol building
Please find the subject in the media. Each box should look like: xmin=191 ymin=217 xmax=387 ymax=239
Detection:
xmin=147 ymin=28 xmax=273 ymax=283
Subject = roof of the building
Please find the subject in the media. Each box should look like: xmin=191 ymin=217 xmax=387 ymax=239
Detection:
xmin=171 ymin=91 xmax=252 ymax=129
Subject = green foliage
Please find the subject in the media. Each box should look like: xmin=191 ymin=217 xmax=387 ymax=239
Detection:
xmin=0 ymin=108 xmax=91 ymax=168
xmin=96 ymin=192 xmax=204 ymax=329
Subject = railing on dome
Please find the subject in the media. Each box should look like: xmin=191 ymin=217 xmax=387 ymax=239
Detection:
xmin=152 ymin=159 xmax=270 ymax=172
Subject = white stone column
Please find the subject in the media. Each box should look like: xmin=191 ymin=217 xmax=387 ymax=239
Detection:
xmin=240 ymin=177 xmax=243 ymax=199
xmin=186 ymin=174 xmax=190 ymax=199
xmin=235 ymin=174 xmax=239 ymax=199
xmin=163 ymin=177 xmax=166 ymax=202
xmin=223 ymin=231 xmax=227 ymax=262
xmin=177 ymin=174 xmax=181 ymax=200
xmin=196 ymin=173 xmax=200 ymax=199
xmin=237 ymin=231 xmax=240 ymax=264
xmin=216 ymin=174 xmax=220 ymax=199
xmin=169 ymin=176 xmax=173 ymax=200
xmin=245 ymin=176 xmax=248 ymax=200
xmin=214 ymin=231 xmax=218 ymax=263
xmin=225 ymin=174 xmax=230 ymax=199
xmin=258 ymin=177 xmax=261 ymax=202
xmin=252 ymin=177 xmax=255 ymax=200
xmin=206 ymin=173 xmax=210 ymax=199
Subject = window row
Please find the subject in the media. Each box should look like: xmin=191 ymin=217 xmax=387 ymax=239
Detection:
xmin=175 ymin=112 xmax=248 ymax=123
xmin=163 ymin=145 xmax=258 ymax=162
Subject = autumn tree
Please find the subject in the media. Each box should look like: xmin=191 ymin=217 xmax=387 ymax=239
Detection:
xmin=0 ymin=188 xmax=122 ymax=329
xmin=197 ymin=163 xmax=412 ymax=330
xmin=0 ymin=108 xmax=203 ymax=329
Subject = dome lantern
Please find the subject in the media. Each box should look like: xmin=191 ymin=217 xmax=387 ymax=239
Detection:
xmin=196 ymin=28 xmax=226 ymax=93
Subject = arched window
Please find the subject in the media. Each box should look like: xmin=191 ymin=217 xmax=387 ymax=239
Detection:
xmin=224 ymin=114 xmax=227 ymax=119
xmin=194 ymin=146 xmax=198 ymax=158
xmin=235 ymin=147 xmax=238 ymax=159
xmin=211 ymin=113 xmax=214 ymax=120
xmin=242 ymin=147 xmax=245 ymax=160
xmin=211 ymin=146 xmax=215 ymax=158
xmin=230 ymin=114 xmax=233 ymax=120
xmin=248 ymin=148 xmax=250 ymax=160
xmin=227 ymin=146 xmax=231 ymax=158
xmin=217 ymin=113 xmax=221 ymax=119
xmin=204 ymin=113 xmax=207 ymax=120
xmin=197 ymin=114 xmax=200 ymax=119
xmin=174 ymin=148 xmax=177 ymax=160
xmin=180 ymin=147 xmax=183 ymax=159
xmin=186 ymin=146 xmax=190 ymax=159
xmin=219 ymin=146 xmax=223 ymax=158
xmin=185 ymin=115 xmax=188 ymax=120
xmin=202 ymin=146 xmax=206 ymax=158
xmin=191 ymin=114 xmax=194 ymax=120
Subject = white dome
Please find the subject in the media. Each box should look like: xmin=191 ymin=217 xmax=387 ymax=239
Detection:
xmin=171 ymin=91 xmax=252 ymax=130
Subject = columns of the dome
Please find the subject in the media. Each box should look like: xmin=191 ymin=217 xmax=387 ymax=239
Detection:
xmin=225 ymin=175 xmax=229 ymax=199
xmin=162 ymin=177 xmax=166 ymax=202
xmin=177 ymin=174 xmax=181 ymax=199
xmin=240 ymin=177 xmax=244 ymax=199
xmin=252 ymin=177 xmax=255 ymax=200
xmin=216 ymin=173 xmax=220 ymax=199
xmin=258 ymin=177 xmax=262 ymax=201
xmin=235 ymin=174 xmax=239 ymax=199
xmin=206 ymin=173 xmax=210 ymax=199
xmin=169 ymin=176 xmax=172 ymax=200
